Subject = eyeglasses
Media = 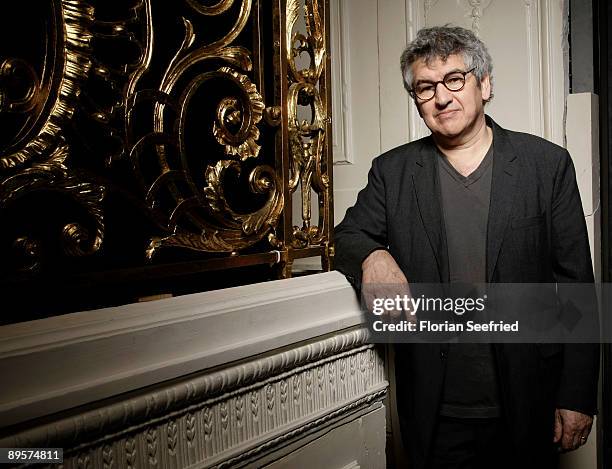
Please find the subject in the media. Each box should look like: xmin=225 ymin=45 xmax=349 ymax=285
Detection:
xmin=409 ymin=68 xmax=476 ymax=102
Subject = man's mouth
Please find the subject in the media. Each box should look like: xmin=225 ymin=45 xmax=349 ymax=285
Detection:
xmin=436 ymin=109 xmax=458 ymax=118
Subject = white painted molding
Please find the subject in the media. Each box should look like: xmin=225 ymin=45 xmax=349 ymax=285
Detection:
xmin=565 ymin=92 xmax=600 ymax=283
xmin=540 ymin=0 xmax=566 ymax=145
xmin=405 ymin=0 xmax=431 ymax=142
xmin=1 ymin=329 xmax=387 ymax=468
xmin=459 ymin=0 xmax=494 ymax=36
xmin=524 ymin=0 xmax=544 ymax=137
xmin=566 ymin=93 xmax=600 ymax=216
xmin=331 ymin=0 xmax=354 ymax=165
xmin=424 ymin=0 xmax=440 ymax=26
xmin=0 ymin=271 xmax=362 ymax=427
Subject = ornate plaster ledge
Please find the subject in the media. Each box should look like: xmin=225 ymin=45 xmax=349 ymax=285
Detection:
xmin=0 ymin=271 xmax=363 ymax=427
xmin=1 ymin=328 xmax=387 ymax=468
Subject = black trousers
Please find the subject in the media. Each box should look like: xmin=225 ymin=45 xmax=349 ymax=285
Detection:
xmin=428 ymin=416 xmax=513 ymax=469
xmin=427 ymin=415 xmax=561 ymax=469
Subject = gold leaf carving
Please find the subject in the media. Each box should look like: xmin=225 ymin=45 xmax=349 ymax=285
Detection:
xmin=211 ymin=68 xmax=264 ymax=160
xmin=1 ymin=141 xmax=105 ymax=267
xmin=186 ymin=0 xmax=235 ymax=16
xmin=146 ymin=159 xmax=282 ymax=258
xmin=1 ymin=0 xmax=93 ymax=171
xmin=0 ymin=59 xmax=40 ymax=113
xmin=185 ymin=0 xmax=252 ymax=52
xmin=285 ymin=0 xmax=331 ymax=250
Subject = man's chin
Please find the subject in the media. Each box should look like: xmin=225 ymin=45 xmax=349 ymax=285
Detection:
xmin=433 ymin=126 xmax=463 ymax=140
xmin=426 ymin=117 xmax=461 ymax=134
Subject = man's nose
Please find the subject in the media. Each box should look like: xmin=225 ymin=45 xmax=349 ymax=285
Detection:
xmin=434 ymin=82 xmax=453 ymax=106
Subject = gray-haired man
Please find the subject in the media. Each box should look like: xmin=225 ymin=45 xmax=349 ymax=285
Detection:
xmin=334 ymin=26 xmax=598 ymax=469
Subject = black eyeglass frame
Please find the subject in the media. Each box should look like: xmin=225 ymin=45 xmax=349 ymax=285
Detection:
xmin=408 ymin=68 xmax=476 ymax=102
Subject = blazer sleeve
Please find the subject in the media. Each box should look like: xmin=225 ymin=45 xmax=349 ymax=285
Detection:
xmin=551 ymin=150 xmax=600 ymax=416
xmin=334 ymin=156 xmax=389 ymax=290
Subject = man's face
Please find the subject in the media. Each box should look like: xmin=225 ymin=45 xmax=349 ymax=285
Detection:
xmin=410 ymin=54 xmax=491 ymax=141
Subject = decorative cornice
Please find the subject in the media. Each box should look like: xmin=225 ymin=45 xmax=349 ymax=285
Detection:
xmin=2 ymin=328 xmax=378 ymax=443
xmin=218 ymin=390 xmax=387 ymax=469
xmin=0 ymin=271 xmax=362 ymax=427
xmin=1 ymin=329 xmax=386 ymax=468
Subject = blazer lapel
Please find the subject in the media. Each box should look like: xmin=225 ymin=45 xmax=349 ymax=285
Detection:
xmin=412 ymin=140 xmax=449 ymax=282
xmin=486 ymin=117 xmax=520 ymax=281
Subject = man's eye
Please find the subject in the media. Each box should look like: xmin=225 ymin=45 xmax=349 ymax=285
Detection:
xmin=445 ymin=76 xmax=464 ymax=86
xmin=416 ymin=85 xmax=434 ymax=94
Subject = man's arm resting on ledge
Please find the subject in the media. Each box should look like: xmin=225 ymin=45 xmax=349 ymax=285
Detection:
xmin=334 ymin=157 xmax=389 ymax=289
xmin=361 ymin=249 xmax=412 ymax=320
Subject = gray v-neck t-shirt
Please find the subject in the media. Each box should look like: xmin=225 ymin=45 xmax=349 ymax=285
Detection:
xmin=437 ymin=141 xmax=501 ymax=418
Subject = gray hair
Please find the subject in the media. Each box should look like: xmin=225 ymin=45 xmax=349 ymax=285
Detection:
xmin=400 ymin=25 xmax=494 ymax=101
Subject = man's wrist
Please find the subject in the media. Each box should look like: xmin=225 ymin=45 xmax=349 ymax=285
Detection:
xmin=361 ymin=247 xmax=388 ymax=269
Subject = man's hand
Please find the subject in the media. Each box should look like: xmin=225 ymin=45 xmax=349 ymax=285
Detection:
xmin=361 ymin=249 xmax=412 ymax=320
xmin=553 ymin=408 xmax=593 ymax=451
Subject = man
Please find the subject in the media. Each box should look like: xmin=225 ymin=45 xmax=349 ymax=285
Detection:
xmin=334 ymin=26 xmax=599 ymax=469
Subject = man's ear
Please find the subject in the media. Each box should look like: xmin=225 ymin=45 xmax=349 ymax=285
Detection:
xmin=480 ymin=74 xmax=492 ymax=101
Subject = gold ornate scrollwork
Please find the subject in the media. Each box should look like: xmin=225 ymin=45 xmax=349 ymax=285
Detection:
xmin=287 ymin=0 xmax=325 ymax=84
xmin=185 ymin=0 xmax=252 ymax=53
xmin=59 ymin=181 xmax=105 ymax=257
xmin=125 ymin=1 xmax=284 ymax=260
xmin=0 ymin=0 xmax=94 ymax=171
xmin=185 ymin=0 xmax=235 ymax=16
xmin=0 ymin=0 xmax=107 ymax=275
xmin=205 ymin=161 xmax=282 ymax=235
xmin=12 ymin=237 xmax=41 ymax=273
xmin=146 ymin=160 xmax=282 ymax=258
xmin=211 ymin=68 xmax=265 ymax=160
xmin=1 ymin=0 xmax=332 ymax=297
xmin=0 ymin=59 xmax=40 ymax=114
xmin=285 ymin=0 xmax=331 ymax=249
xmin=1 ymin=142 xmax=105 ymax=272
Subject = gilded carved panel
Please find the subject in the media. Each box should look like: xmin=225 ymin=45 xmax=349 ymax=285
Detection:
xmin=0 ymin=0 xmax=333 ymax=318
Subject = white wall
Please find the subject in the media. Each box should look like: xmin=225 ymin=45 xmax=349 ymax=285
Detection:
xmin=331 ymin=0 xmax=410 ymax=224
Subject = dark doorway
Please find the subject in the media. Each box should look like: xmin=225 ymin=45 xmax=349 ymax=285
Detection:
xmin=595 ymin=0 xmax=611 ymax=467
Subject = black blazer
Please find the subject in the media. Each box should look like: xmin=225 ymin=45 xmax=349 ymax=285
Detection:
xmin=334 ymin=116 xmax=599 ymax=469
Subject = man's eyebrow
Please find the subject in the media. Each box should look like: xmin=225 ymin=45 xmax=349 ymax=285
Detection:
xmin=414 ymin=68 xmax=464 ymax=85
